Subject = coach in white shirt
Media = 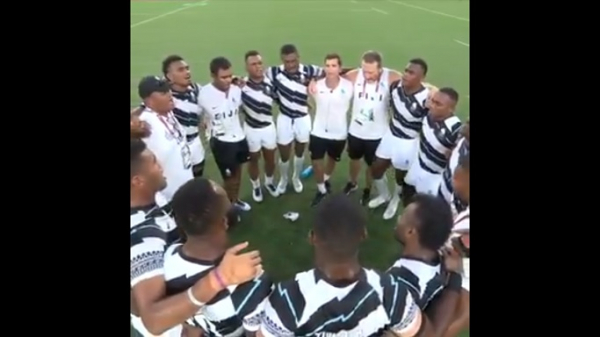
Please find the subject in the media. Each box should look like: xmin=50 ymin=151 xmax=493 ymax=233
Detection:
xmin=308 ymin=54 xmax=353 ymax=206
xmin=138 ymin=76 xmax=194 ymax=202
xmin=199 ymin=57 xmax=252 ymax=212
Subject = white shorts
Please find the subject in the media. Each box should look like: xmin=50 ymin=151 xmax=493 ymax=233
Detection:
xmin=130 ymin=314 xmax=182 ymax=337
xmin=375 ymin=131 xmax=419 ymax=170
xmin=276 ymin=114 xmax=312 ymax=145
xmin=404 ymin=160 xmax=443 ymax=195
xmin=462 ymin=258 xmax=470 ymax=292
xmin=244 ymin=122 xmax=277 ymax=153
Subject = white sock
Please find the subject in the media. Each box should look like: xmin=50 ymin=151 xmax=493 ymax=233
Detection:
xmin=394 ymin=183 xmax=403 ymax=196
xmin=374 ymin=178 xmax=389 ymax=197
xmin=251 ymin=179 xmax=260 ymax=189
xmin=293 ymin=155 xmax=304 ymax=177
xmin=279 ymin=159 xmax=290 ymax=181
xmin=324 ymin=174 xmax=331 ymax=181
xmin=317 ymin=183 xmax=327 ymax=194
xmin=265 ymin=175 xmax=274 ymax=185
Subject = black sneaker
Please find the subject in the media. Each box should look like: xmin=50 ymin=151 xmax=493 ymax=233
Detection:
xmin=325 ymin=180 xmax=332 ymax=193
xmin=343 ymin=182 xmax=358 ymax=195
xmin=311 ymin=191 xmax=328 ymax=207
xmin=360 ymin=188 xmax=371 ymax=205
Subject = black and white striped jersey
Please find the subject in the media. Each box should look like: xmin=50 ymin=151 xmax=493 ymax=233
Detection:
xmin=451 ymin=208 xmax=470 ymax=291
xmin=172 ymin=83 xmax=202 ymax=142
xmin=417 ymin=114 xmax=462 ymax=174
xmin=386 ymin=258 xmax=445 ymax=310
xmin=241 ymin=77 xmax=276 ymax=128
xmin=389 ymin=80 xmax=430 ymax=139
xmin=438 ymin=137 xmax=469 ymax=212
xmin=265 ymin=64 xmax=323 ymax=118
xmin=163 ymin=244 xmax=273 ymax=337
xmin=130 ymin=193 xmax=179 ymax=287
xmin=259 ymin=268 xmax=421 ymax=337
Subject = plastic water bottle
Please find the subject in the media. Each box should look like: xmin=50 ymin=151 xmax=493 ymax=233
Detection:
xmin=300 ymin=165 xmax=313 ymax=179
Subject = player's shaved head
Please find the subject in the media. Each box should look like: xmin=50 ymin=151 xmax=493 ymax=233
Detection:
xmin=311 ymin=193 xmax=367 ymax=262
xmin=172 ymin=178 xmax=232 ymax=236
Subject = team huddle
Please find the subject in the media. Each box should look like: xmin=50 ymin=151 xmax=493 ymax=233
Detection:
xmin=130 ymin=44 xmax=471 ymax=337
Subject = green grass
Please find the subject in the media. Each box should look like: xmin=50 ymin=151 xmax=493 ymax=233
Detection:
xmin=131 ymin=0 xmax=469 ymax=334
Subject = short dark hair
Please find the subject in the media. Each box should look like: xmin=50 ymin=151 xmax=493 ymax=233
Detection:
xmin=438 ymin=87 xmax=459 ymax=103
xmin=130 ymin=138 xmax=147 ymax=180
xmin=280 ymin=44 xmax=297 ymax=55
xmin=209 ymin=57 xmax=232 ymax=76
xmin=171 ymin=178 xmax=224 ymax=236
xmin=362 ymin=51 xmax=382 ymax=65
xmin=313 ymin=193 xmax=366 ymax=261
xmin=324 ymin=53 xmax=342 ymax=66
xmin=458 ymin=153 xmax=470 ymax=172
xmin=410 ymin=194 xmax=453 ymax=251
xmin=162 ymin=55 xmax=184 ymax=76
xmin=409 ymin=58 xmax=428 ymax=75
xmin=245 ymin=50 xmax=260 ymax=61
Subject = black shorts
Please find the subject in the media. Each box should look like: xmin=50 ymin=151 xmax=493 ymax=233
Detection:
xmin=192 ymin=160 xmax=205 ymax=178
xmin=346 ymin=133 xmax=381 ymax=166
xmin=210 ymin=138 xmax=250 ymax=178
xmin=309 ymin=135 xmax=346 ymax=161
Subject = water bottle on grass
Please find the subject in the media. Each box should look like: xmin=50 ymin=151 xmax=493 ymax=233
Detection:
xmin=300 ymin=165 xmax=313 ymax=179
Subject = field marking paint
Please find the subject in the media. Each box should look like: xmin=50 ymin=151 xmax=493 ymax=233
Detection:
xmin=386 ymin=0 xmax=469 ymax=22
xmin=130 ymin=1 xmax=206 ymax=28
xmin=454 ymin=40 xmax=469 ymax=47
xmin=371 ymin=7 xmax=389 ymax=15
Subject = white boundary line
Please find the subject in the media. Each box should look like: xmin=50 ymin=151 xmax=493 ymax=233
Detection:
xmin=371 ymin=7 xmax=389 ymax=15
xmin=386 ymin=0 xmax=469 ymax=22
xmin=130 ymin=1 xmax=205 ymax=28
xmin=454 ymin=40 xmax=469 ymax=47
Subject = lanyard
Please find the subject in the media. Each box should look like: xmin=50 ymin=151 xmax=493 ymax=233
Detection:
xmin=157 ymin=112 xmax=184 ymax=143
xmin=360 ymin=71 xmax=380 ymax=98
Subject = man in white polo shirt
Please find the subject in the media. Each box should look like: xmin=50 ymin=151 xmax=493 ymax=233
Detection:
xmin=138 ymin=76 xmax=193 ymax=202
xmin=199 ymin=57 xmax=251 ymax=212
xmin=308 ymin=53 xmax=354 ymax=206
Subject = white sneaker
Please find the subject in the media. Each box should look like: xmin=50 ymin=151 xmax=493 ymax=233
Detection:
xmin=383 ymin=194 xmax=400 ymax=220
xmin=276 ymin=179 xmax=288 ymax=195
xmin=264 ymin=182 xmax=279 ymax=198
xmin=368 ymin=194 xmax=390 ymax=209
xmin=292 ymin=175 xmax=303 ymax=193
xmin=252 ymin=187 xmax=263 ymax=203
xmin=234 ymin=199 xmax=252 ymax=211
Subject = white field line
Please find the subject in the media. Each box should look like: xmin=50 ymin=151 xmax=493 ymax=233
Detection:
xmin=130 ymin=1 xmax=206 ymax=28
xmin=371 ymin=7 xmax=389 ymax=15
xmin=454 ymin=40 xmax=469 ymax=47
xmin=386 ymin=0 xmax=469 ymax=22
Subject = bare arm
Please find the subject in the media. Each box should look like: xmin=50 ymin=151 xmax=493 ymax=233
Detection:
xmin=388 ymin=69 xmax=403 ymax=83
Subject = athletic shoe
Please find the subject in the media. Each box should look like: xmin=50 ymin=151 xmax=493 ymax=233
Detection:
xmin=368 ymin=194 xmax=390 ymax=209
xmin=383 ymin=194 xmax=401 ymax=220
xmin=343 ymin=182 xmax=358 ymax=195
xmin=265 ymin=182 xmax=279 ymax=197
xmin=360 ymin=188 xmax=370 ymax=205
xmin=325 ymin=180 xmax=332 ymax=193
xmin=276 ymin=179 xmax=288 ymax=195
xmin=311 ymin=191 xmax=328 ymax=207
xmin=234 ymin=199 xmax=252 ymax=211
xmin=252 ymin=187 xmax=263 ymax=203
xmin=292 ymin=174 xmax=303 ymax=193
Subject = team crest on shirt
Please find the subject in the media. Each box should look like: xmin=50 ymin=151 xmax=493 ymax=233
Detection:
xmin=410 ymin=102 xmax=417 ymax=112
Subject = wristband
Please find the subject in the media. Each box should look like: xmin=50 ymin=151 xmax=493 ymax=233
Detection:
xmin=187 ymin=287 xmax=204 ymax=307
xmin=213 ymin=268 xmax=227 ymax=289
xmin=446 ymin=271 xmax=462 ymax=291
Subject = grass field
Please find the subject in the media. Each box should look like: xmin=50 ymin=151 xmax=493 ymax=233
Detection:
xmin=131 ymin=0 xmax=469 ymax=335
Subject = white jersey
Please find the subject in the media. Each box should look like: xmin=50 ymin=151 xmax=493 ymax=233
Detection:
xmin=139 ymin=109 xmax=193 ymax=201
xmin=348 ymin=68 xmax=391 ymax=140
xmin=311 ymin=77 xmax=354 ymax=140
xmin=417 ymin=114 xmax=462 ymax=174
xmin=389 ymin=80 xmax=430 ymax=139
xmin=438 ymin=137 xmax=469 ymax=209
xmin=241 ymin=77 xmax=276 ymax=128
xmin=266 ymin=64 xmax=323 ymax=118
xmin=451 ymin=208 xmax=470 ymax=291
xmin=171 ymin=83 xmax=205 ymax=165
xmin=386 ymin=258 xmax=445 ymax=310
xmin=199 ymin=84 xmax=245 ymax=143
xmin=164 ymin=244 xmax=273 ymax=337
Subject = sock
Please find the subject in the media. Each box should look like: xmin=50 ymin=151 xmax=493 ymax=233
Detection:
xmin=395 ymin=183 xmax=403 ymax=196
xmin=293 ymin=155 xmax=304 ymax=177
xmin=374 ymin=178 xmax=389 ymax=197
xmin=265 ymin=175 xmax=274 ymax=185
xmin=251 ymin=179 xmax=260 ymax=189
xmin=317 ymin=183 xmax=327 ymax=194
xmin=279 ymin=160 xmax=290 ymax=181
xmin=324 ymin=174 xmax=331 ymax=181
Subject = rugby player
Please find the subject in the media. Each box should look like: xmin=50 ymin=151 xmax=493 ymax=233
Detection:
xmin=162 ymin=55 xmax=206 ymax=177
xmin=404 ymin=88 xmax=462 ymax=197
xmin=130 ymin=140 xmax=263 ymax=336
xmin=389 ymin=194 xmax=454 ymax=309
xmin=242 ymin=50 xmax=279 ymax=202
xmin=165 ymin=178 xmax=273 ymax=337
xmin=443 ymin=154 xmax=470 ymax=337
xmin=138 ymin=76 xmax=193 ymax=202
xmin=199 ymin=57 xmax=251 ymax=212
xmin=308 ymin=53 xmax=353 ymax=206
xmin=438 ymin=119 xmax=469 ymax=215
xmin=265 ymin=44 xmax=324 ymax=195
